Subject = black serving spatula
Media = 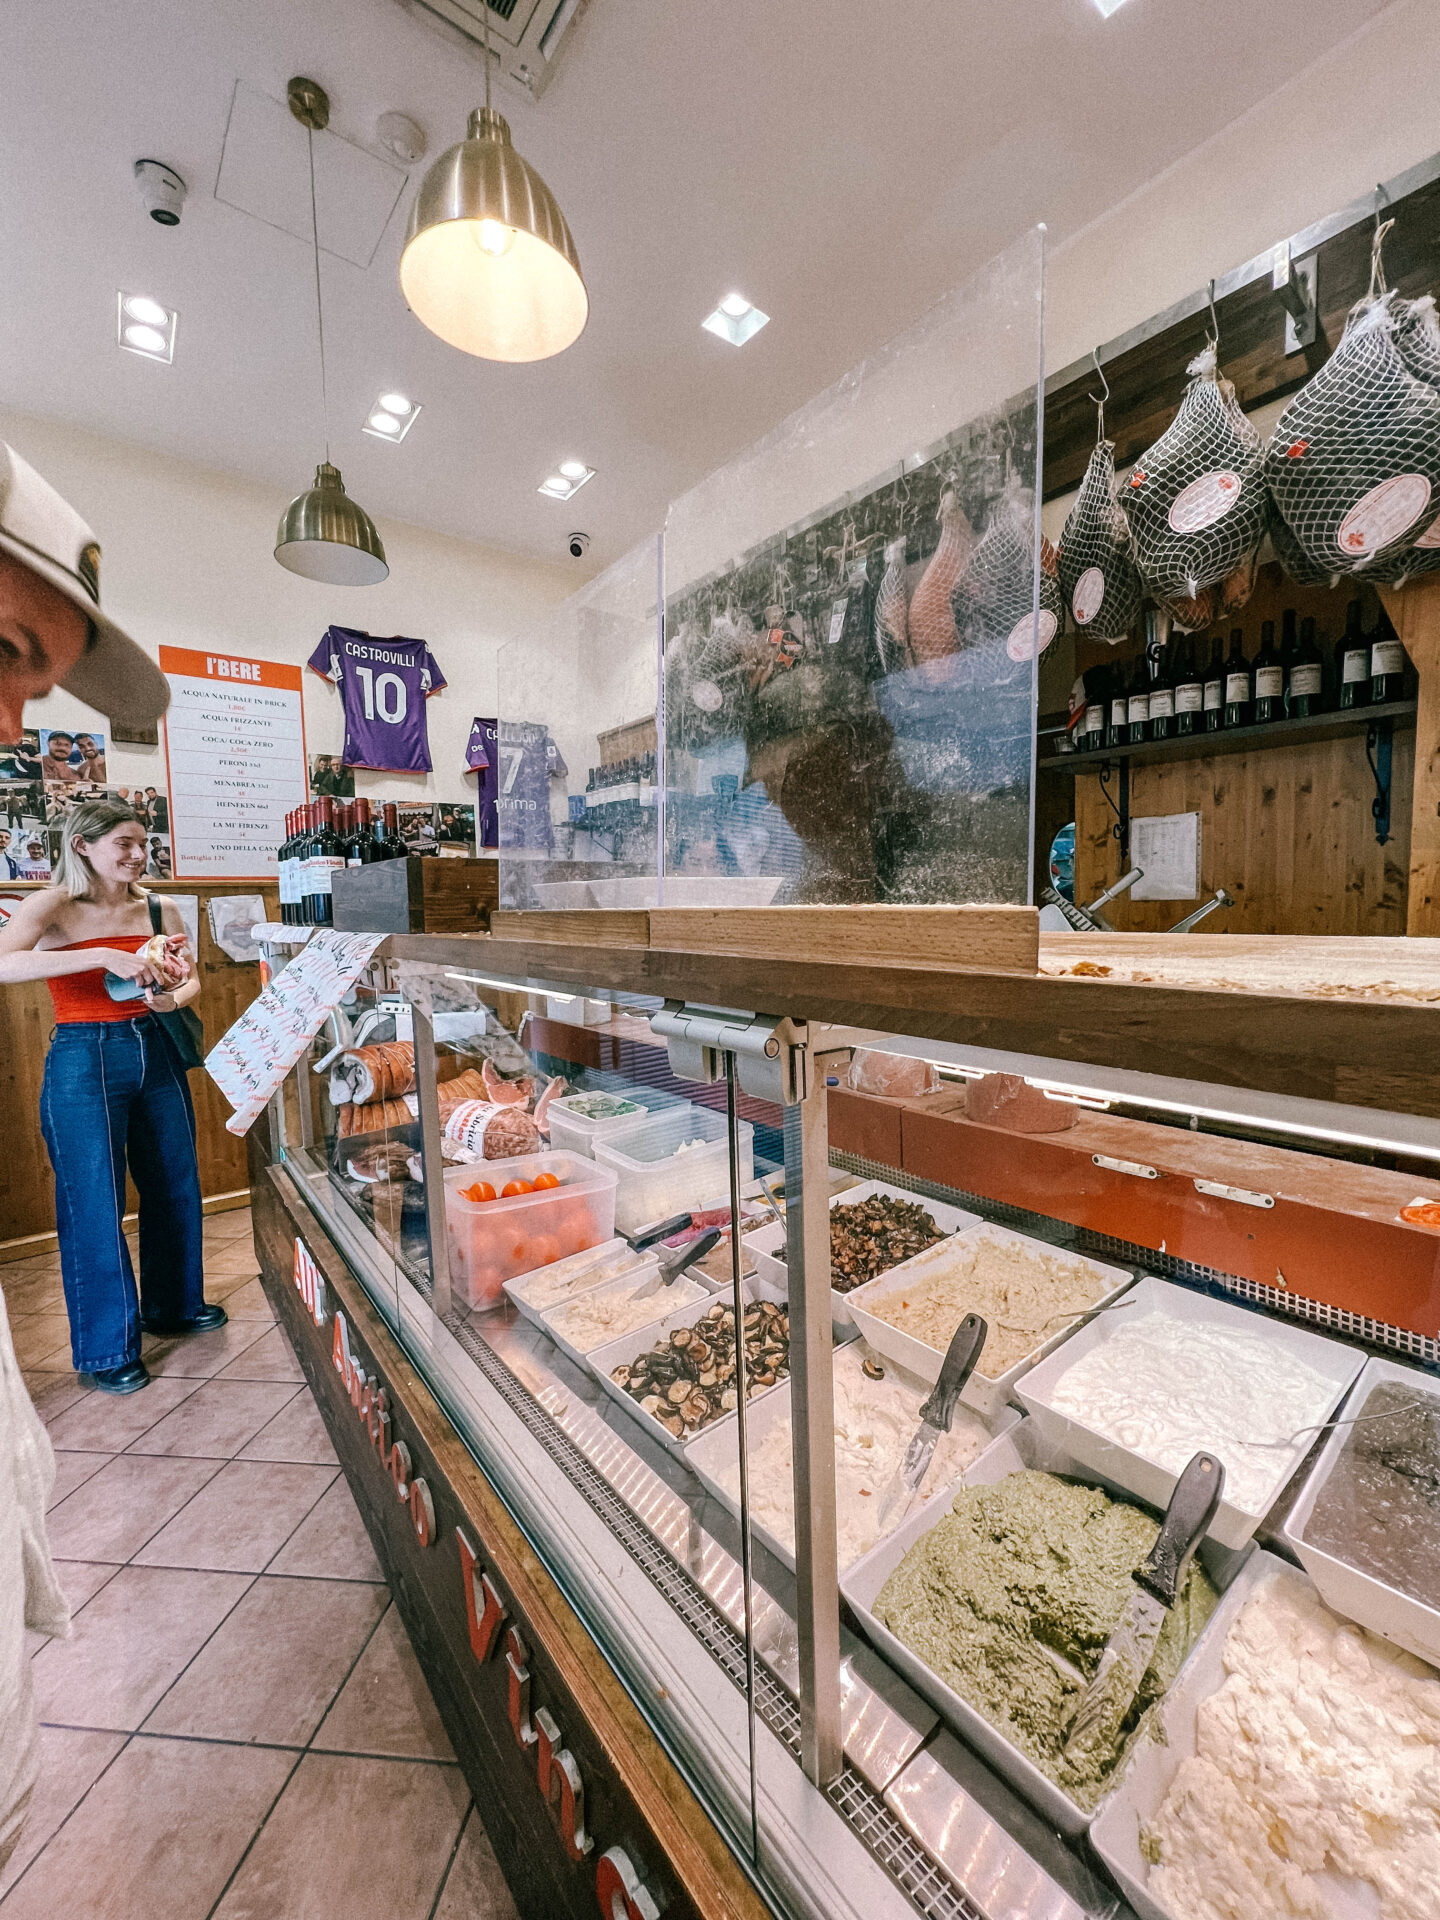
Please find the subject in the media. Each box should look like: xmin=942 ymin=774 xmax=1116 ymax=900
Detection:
xmin=873 ymin=1313 xmax=989 ymax=1533
xmin=1063 ymin=1450 xmax=1224 ymax=1763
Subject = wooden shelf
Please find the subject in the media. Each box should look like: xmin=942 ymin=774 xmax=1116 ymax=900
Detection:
xmin=1040 ymin=700 xmax=1416 ymax=774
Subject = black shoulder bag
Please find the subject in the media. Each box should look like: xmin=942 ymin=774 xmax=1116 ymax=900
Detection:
xmin=146 ymin=894 xmax=206 ymax=1071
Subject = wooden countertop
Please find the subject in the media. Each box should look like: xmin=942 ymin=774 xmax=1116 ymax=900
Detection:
xmin=391 ymin=932 xmax=1440 ymax=1122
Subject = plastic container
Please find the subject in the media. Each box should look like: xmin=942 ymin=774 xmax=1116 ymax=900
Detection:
xmin=1089 ymin=1557 xmax=1343 ymax=1920
xmin=1015 ymin=1275 xmax=1366 ymax=1550
xmin=685 ymin=1343 xmax=1022 ymax=1575
xmin=502 ymin=1238 xmax=655 ymax=1328
xmin=846 ymin=1223 xmax=1135 ymax=1422
xmin=747 ymin=1180 xmax=983 ymax=1331
xmin=842 ymin=1416 xmax=1251 ymax=1839
xmin=545 ymin=1088 xmax=676 ymax=1160
xmin=540 ymin=1271 xmax=707 ymax=1369
xmin=1283 ymin=1354 xmax=1440 ymax=1668
xmin=444 ymin=1151 xmax=616 ymax=1312
xmin=593 ymin=1105 xmax=753 ymax=1236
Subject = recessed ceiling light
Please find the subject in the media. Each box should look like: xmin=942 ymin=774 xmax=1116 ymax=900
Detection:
xmin=702 ymin=295 xmax=769 ymax=347
xmin=116 ymin=290 xmax=176 ymax=363
xmin=537 ymin=462 xmax=595 ymax=501
xmin=362 ymin=393 xmax=421 ymax=442
xmin=1091 ymin=0 xmax=1132 ymax=14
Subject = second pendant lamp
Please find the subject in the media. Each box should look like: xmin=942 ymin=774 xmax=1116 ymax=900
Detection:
xmin=399 ymin=13 xmax=586 ymax=363
xmin=275 ymin=77 xmax=388 ymax=588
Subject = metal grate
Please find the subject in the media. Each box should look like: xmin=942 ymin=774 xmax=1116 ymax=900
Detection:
xmin=834 ymin=1151 xmax=1440 ymax=1374
xmin=440 ymin=1313 xmax=986 ymax=1920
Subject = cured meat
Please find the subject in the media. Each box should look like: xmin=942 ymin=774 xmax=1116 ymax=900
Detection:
xmin=907 ymin=487 xmax=975 ymax=662
xmin=443 ymin=1099 xmax=544 ymax=1159
xmin=964 ymin=1072 xmax=1077 ymax=1133
xmin=1264 ymin=299 xmax=1440 ymax=584
xmin=873 ymin=536 xmax=909 ymax=672
xmin=339 ymin=1097 xmax=412 ymax=1138
xmin=480 ymin=1059 xmax=535 ymax=1106
xmin=346 ymin=1142 xmax=413 ymax=1183
xmin=1059 ymin=440 xmax=1143 ymax=640
xmin=329 ymin=1041 xmax=416 ymax=1108
xmin=1124 ymin=346 xmax=1269 ymax=603
xmin=951 ymin=485 xmax=1061 ymax=661
xmin=437 ymin=1067 xmax=488 ymax=1118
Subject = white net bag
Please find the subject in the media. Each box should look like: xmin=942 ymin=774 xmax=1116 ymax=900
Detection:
xmin=1122 ymin=345 xmax=1269 ymax=604
xmin=1264 ymin=297 xmax=1440 ymax=586
xmin=1369 ymin=292 xmax=1440 ymax=585
xmin=1059 ymin=440 xmax=1143 ymax=640
xmin=950 ymin=482 xmax=1061 ymax=662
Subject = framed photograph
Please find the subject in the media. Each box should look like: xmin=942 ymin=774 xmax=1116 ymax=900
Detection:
xmin=308 ymin=753 xmax=355 ymax=798
xmin=395 ymin=801 xmax=438 ymax=854
xmin=0 ymin=731 xmax=42 ymax=782
xmin=39 ymin=727 xmax=107 ymax=786
xmin=435 ymin=802 xmax=475 ymax=851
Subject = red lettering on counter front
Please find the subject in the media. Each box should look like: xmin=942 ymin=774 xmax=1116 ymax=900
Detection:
xmin=389 ymin=1438 xmax=412 ymax=1503
xmin=409 ymin=1476 xmax=435 ymax=1547
xmin=457 ymin=1530 xmax=508 ymax=1661
xmin=536 ymin=1706 xmax=592 ymax=1860
xmin=506 ymin=1626 xmax=537 ymax=1749
xmin=595 ymin=1848 xmax=662 ymax=1920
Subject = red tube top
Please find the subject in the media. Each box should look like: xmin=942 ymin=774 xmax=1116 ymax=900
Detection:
xmin=46 ymin=936 xmax=152 ymax=1024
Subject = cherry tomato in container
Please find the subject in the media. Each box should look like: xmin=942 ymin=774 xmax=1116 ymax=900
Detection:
xmin=500 ymin=1179 xmax=533 ymax=1198
xmin=531 ymin=1171 xmax=561 ymax=1191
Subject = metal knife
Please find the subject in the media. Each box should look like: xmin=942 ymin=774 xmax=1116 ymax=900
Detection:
xmin=873 ymin=1313 xmax=989 ymax=1533
xmin=1063 ymin=1450 xmax=1225 ymax=1762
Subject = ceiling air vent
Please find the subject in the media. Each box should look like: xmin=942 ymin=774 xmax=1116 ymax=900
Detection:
xmin=392 ymin=0 xmax=590 ymax=102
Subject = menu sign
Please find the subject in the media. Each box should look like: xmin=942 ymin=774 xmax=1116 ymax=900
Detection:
xmin=160 ymin=646 xmax=307 ymax=879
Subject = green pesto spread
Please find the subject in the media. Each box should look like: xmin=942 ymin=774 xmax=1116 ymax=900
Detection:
xmin=874 ymin=1469 xmax=1217 ymax=1809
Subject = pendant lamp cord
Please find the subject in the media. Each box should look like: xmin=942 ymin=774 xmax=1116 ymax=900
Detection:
xmin=483 ymin=0 xmax=492 ymax=111
xmin=306 ymin=124 xmax=331 ymax=464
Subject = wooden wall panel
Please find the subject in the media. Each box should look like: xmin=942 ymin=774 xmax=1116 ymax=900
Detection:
xmin=1073 ymin=728 xmax=1413 ymax=934
xmin=1380 ymin=577 xmax=1440 ymax=935
xmin=0 ymin=881 xmax=277 ymax=1251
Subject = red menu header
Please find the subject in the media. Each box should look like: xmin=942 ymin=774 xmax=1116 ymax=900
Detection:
xmin=159 ymin=645 xmax=303 ymax=692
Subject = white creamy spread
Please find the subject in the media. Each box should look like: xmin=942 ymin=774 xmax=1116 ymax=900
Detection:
xmin=542 ymin=1275 xmax=705 ymax=1354
xmin=862 ymin=1230 xmax=1117 ymax=1376
xmin=1045 ymin=1310 xmax=1338 ymax=1514
xmin=515 ymin=1240 xmax=652 ymax=1312
xmin=1146 ymin=1578 xmax=1440 ymax=1920
xmin=712 ymin=1350 xmax=993 ymax=1567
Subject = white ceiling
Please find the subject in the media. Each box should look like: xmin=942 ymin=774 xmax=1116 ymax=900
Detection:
xmin=0 ymin=0 xmax=1393 ymax=572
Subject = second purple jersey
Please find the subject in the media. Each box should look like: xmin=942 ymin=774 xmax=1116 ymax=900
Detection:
xmin=466 ymin=716 xmax=499 ymax=850
xmin=306 ymin=627 xmax=447 ymax=773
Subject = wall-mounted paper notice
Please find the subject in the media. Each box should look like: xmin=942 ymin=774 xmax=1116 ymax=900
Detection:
xmin=205 ymin=928 xmax=384 ymax=1135
xmin=1131 ymin=812 xmax=1201 ymax=900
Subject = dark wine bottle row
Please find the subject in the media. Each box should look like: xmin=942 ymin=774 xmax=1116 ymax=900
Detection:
xmin=1074 ymin=598 xmax=1409 ymax=752
xmin=277 ymin=796 xmax=407 ymax=926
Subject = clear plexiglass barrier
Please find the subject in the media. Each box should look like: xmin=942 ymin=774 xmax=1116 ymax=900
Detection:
xmin=500 ymin=225 xmax=1046 ymax=910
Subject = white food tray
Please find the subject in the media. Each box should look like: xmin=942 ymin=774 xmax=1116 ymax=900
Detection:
xmin=747 ymin=1180 xmax=982 ymax=1331
xmin=842 ymin=1416 xmax=1250 ymax=1839
xmin=587 ymin=1293 xmax=791 ymax=1467
xmin=1283 ymin=1354 xmax=1440 ymax=1668
xmin=1015 ymin=1275 xmax=1366 ymax=1551
xmin=847 ymin=1222 xmax=1136 ymax=1423
xmin=538 ymin=1271 xmax=707 ymax=1371
xmin=685 ymin=1341 xmax=1020 ymax=1574
xmin=1089 ymin=1556 xmax=1381 ymax=1920
xmin=503 ymin=1238 xmax=654 ymax=1329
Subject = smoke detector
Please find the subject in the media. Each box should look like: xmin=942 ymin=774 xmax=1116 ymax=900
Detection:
xmin=390 ymin=0 xmax=591 ymax=101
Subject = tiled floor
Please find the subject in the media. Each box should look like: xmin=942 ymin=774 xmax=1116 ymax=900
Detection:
xmin=2 ymin=1207 xmax=519 ymax=1920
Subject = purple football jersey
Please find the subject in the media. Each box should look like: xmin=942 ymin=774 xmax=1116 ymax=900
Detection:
xmin=466 ymin=716 xmax=499 ymax=850
xmin=306 ymin=627 xmax=447 ymax=772
xmin=496 ymin=720 xmax=568 ymax=851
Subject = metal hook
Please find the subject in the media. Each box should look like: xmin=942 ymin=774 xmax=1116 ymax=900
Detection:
xmin=1370 ymin=214 xmax=1395 ymax=300
xmin=1206 ymin=279 xmax=1220 ymax=353
xmin=1086 ymin=348 xmax=1110 ymax=444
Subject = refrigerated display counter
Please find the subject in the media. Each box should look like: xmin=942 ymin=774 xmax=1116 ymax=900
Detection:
xmin=247 ymin=928 xmax=1440 ymax=1920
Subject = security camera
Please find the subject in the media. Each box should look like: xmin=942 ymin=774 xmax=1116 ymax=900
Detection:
xmin=568 ymin=532 xmax=590 ymax=559
xmin=134 ymin=159 xmax=187 ymax=227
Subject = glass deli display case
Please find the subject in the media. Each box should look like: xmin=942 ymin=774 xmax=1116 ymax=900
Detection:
xmin=250 ymin=928 xmax=1440 ymax=1920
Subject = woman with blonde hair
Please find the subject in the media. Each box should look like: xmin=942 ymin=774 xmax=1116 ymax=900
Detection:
xmin=0 ymin=796 xmax=222 ymax=1393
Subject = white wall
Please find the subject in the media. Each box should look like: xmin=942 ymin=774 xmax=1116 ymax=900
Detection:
xmin=0 ymin=405 xmax=572 ymax=813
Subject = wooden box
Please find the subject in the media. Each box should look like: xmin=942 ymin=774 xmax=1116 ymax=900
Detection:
xmin=332 ymin=857 xmax=498 ymax=934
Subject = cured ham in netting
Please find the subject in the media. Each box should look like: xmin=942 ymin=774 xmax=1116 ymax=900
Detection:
xmin=950 ymin=485 xmax=1061 ymax=662
xmin=1059 ymin=440 xmax=1143 ymax=640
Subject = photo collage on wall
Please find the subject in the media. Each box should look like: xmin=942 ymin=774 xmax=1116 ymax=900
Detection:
xmin=307 ymin=755 xmax=476 ymax=855
xmin=0 ymin=730 xmax=172 ymax=879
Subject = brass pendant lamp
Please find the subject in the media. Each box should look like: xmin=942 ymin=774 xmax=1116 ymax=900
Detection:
xmin=275 ymin=78 xmax=389 ymax=586
xmin=399 ymin=8 xmax=587 ymax=363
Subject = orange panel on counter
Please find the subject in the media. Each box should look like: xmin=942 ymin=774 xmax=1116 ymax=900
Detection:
xmin=896 ymin=1100 xmax=1440 ymax=1342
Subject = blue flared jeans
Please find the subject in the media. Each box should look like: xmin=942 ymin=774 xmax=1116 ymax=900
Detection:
xmin=40 ymin=1017 xmax=205 ymax=1373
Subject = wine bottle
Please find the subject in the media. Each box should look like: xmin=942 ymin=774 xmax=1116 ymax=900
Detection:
xmin=1288 ymin=617 xmax=1323 ymax=720
xmin=1080 ymin=669 xmax=1106 ymax=752
xmin=344 ymin=798 xmax=374 ymax=866
xmin=1252 ymin=619 xmax=1283 ymax=724
xmin=1203 ymin=634 xmax=1225 ymax=732
xmin=1126 ymin=654 xmax=1151 ymax=746
xmin=1277 ymin=609 xmax=1299 ymax=716
xmin=1106 ymin=664 xmax=1128 ymax=750
xmin=1173 ymin=636 xmax=1203 ymax=737
xmin=1223 ymin=628 xmax=1251 ymax=729
xmin=1337 ymin=600 xmax=1369 ymax=710
xmin=1370 ymin=615 xmax=1407 ymax=705
xmin=304 ymin=797 xmax=343 ymax=926
xmin=277 ymin=811 xmax=294 ymax=925
xmin=1147 ymin=640 xmax=1175 ymax=742
xmin=381 ymin=801 xmax=406 ymax=861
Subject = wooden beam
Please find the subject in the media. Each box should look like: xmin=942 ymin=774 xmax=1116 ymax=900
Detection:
xmin=1380 ymin=577 xmax=1440 ymax=935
